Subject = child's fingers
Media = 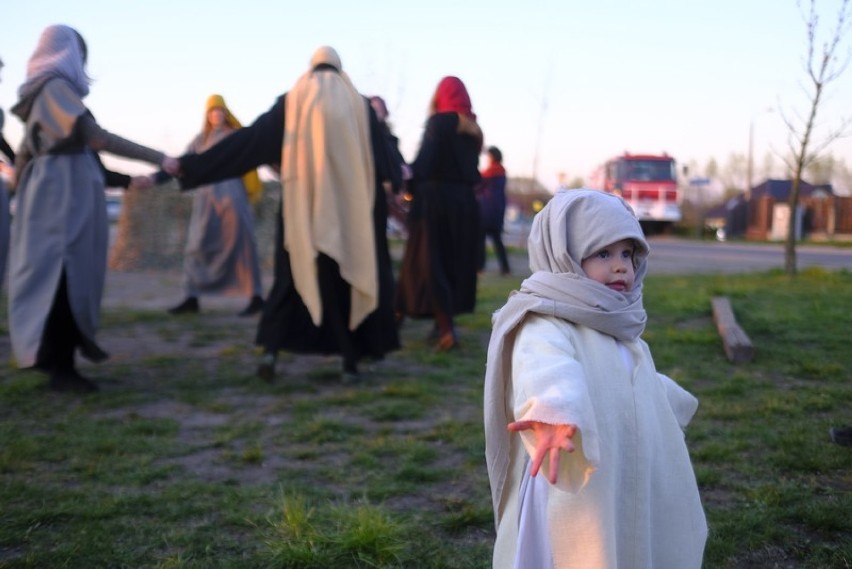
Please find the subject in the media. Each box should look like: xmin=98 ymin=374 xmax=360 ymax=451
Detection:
xmin=548 ymin=446 xmax=561 ymax=484
xmin=507 ymin=420 xmax=533 ymax=432
xmin=529 ymin=447 xmax=546 ymax=477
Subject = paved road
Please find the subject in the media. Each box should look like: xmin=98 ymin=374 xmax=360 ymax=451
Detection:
xmin=645 ymin=237 xmax=852 ymax=274
xmin=494 ymin=236 xmax=852 ymax=278
xmin=103 ymin=237 xmax=851 ymax=310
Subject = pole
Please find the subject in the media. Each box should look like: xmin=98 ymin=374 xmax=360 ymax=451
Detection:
xmin=746 ymin=120 xmax=754 ymax=200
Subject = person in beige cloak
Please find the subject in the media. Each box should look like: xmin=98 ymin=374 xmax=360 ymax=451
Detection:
xmin=164 ymin=46 xmax=400 ymax=383
xmin=10 ymin=25 xmax=171 ymax=393
xmin=167 ymin=94 xmax=265 ymax=317
xmin=483 ymin=189 xmax=707 ymax=568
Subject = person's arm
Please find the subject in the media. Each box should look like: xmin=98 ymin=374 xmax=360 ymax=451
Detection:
xmin=76 ymin=113 xmax=164 ymax=166
xmin=507 ymin=315 xmax=598 ymax=488
xmin=410 ymin=114 xmax=448 ymax=180
xmin=102 ymin=166 xmax=131 ymax=189
xmin=177 ymin=96 xmax=285 ymax=190
xmin=368 ymin=109 xmax=404 ymax=193
xmin=93 ymin=153 xmax=154 ymax=190
xmin=656 ymin=371 xmax=699 ymax=429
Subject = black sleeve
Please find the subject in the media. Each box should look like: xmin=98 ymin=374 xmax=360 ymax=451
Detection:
xmin=0 ymin=134 xmax=14 ymax=163
xmin=178 ymin=95 xmax=285 ymax=190
xmin=95 ymin=153 xmax=131 ymax=189
xmin=368 ymin=106 xmax=404 ymax=193
xmin=411 ymin=114 xmax=446 ymax=180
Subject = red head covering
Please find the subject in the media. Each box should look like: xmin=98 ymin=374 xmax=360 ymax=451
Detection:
xmin=431 ymin=76 xmax=475 ymax=118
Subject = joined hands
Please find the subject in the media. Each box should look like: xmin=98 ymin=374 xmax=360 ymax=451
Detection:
xmin=162 ymin=156 xmax=182 ymax=177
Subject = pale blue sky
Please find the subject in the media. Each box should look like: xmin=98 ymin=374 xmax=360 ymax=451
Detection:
xmin=2 ymin=0 xmax=850 ymax=193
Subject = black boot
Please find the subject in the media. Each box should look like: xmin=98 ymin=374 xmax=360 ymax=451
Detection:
xmin=238 ymin=295 xmax=265 ymax=317
xmin=168 ymin=297 xmax=199 ymax=315
xmin=829 ymin=427 xmax=852 ymax=447
xmin=256 ymin=351 xmax=277 ymax=383
xmin=49 ymin=367 xmax=99 ymax=393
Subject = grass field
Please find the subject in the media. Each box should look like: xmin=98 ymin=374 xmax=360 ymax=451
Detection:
xmin=0 ymin=266 xmax=850 ymax=568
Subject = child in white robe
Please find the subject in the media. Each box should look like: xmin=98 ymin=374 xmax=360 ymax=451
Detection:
xmin=483 ymin=189 xmax=707 ymax=568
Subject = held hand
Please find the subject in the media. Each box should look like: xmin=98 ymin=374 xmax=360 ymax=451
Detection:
xmin=128 ymin=175 xmax=153 ymax=191
xmin=162 ymin=156 xmax=181 ymax=177
xmin=0 ymin=163 xmax=16 ymax=189
xmin=507 ymin=420 xmax=577 ymax=484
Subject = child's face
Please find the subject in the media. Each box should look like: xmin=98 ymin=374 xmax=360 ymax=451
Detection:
xmin=580 ymin=238 xmax=636 ymax=292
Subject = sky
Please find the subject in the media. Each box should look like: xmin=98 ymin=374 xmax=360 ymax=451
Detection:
xmin=1 ymin=0 xmax=851 ymax=196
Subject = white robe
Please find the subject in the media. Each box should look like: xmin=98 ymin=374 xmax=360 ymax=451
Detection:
xmin=491 ymin=314 xmax=707 ymax=568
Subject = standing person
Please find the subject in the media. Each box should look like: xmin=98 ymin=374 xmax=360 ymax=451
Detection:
xmin=0 ymin=57 xmax=16 ymax=292
xmin=9 ymin=24 xmax=172 ymax=393
xmin=369 ymin=95 xmax=411 ymax=234
xmin=168 ymin=94 xmax=265 ymax=317
xmin=369 ymin=95 xmax=409 ymax=194
xmin=165 ymin=46 xmax=400 ymax=383
xmin=476 ymin=145 xmax=510 ymax=276
xmin=395 ymin=76 xmax=482 ymax=352
xmin=484 ymin=189 xmax=707 ymax=568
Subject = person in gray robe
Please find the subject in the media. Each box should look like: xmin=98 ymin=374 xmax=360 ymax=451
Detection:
xmin=167 ymin=94 xmax=264 ymax=317
xmin=0 ymin=57 xmax=15 ymax=293
xmin=9 ymin=25 xmax=171 ymax=393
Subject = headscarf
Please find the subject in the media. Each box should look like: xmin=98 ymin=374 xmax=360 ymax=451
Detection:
xmin=17 ymin=25 xmax=90 ymax=101
xmin=281 ymin=46 xmax=377 ymax=330
xmin=483 ymin=189 xmax=650 ymax=519
xmin=429 ymin=75 xmax=483 ymax=152
xmin=430 ymin=76 xmax=475 ymax=118
xmin=203 ymin=94 xmax=263 ymax=204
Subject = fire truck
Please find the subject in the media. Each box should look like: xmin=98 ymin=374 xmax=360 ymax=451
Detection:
xmin=588 ymin=152 xmax=681 ymax=234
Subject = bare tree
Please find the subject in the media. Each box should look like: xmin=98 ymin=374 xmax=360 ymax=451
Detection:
xmin=719 ymin=152 xmax=748 ymax=192
xmin=781 ymin=0 xmax=851 ymax=275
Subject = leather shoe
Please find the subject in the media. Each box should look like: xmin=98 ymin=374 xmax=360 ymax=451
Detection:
xmin=830 ymin=427 xmax=852 ymax=447
xmin=49 ymin=368 xmax=99 ymax=393
xmin=434 ymin=330 xmax=459 ymax=353
xmin=238 ymin=295 xmax=265 ymax=317
xmin=168 ymin=297 xmax=199 ymax=315
xmin=256 ymin=352 xmax=276 ymax=383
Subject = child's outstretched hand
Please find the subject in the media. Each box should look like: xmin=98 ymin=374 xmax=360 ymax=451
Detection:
xmin=507 ymin=421 xmax=577 ymax=484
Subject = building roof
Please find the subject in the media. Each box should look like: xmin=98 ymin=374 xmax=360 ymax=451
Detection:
xmin=750 ymin=178 xmax=832 ymax=200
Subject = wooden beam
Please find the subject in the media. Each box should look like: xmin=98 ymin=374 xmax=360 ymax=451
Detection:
xmin=711 ymin=296 xmax=754 ymax=363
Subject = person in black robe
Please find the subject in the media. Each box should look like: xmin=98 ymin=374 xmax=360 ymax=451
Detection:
xmin=166 ymin=49 xmax=400 ymax=384
xmin=395 ymin=76 xmax=483 ymax=352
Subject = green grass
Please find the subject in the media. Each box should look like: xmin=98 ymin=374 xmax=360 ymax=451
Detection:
xmin=0 ymin=267 xmax=850 ymax=567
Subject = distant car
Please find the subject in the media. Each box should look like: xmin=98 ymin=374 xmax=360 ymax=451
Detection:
xmin=105 ymin=189 xmax=123 ymax=222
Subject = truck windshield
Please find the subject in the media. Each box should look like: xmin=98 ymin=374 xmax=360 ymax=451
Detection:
xmin=622 ymin=160 xmax=675 ymax=182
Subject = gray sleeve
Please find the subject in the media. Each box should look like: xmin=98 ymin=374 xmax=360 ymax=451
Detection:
xmin=77 ymin=113 xmax=164 ymax=165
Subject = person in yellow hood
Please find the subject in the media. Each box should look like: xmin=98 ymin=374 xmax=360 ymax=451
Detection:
xmin=168 ymin=94 xmax=265 ymax=317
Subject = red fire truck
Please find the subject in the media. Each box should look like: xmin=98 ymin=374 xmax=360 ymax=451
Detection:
xmin=589 ymin=152 xmax=681 ymax=233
